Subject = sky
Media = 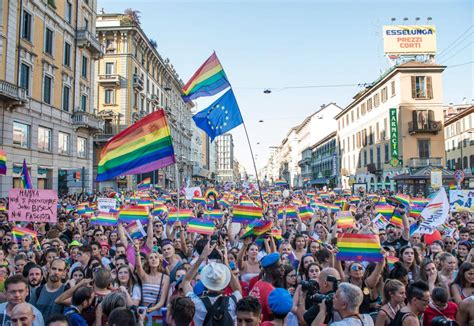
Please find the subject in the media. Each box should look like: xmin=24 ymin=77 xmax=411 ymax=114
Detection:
xmin=98 ymin=0 xmax=473 ymax=175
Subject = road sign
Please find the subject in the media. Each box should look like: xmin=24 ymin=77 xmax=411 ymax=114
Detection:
xmin=454 ymin=170 xmax=465 ymax=183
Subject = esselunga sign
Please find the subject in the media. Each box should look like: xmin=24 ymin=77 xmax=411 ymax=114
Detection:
xmin=383 ymin=25 xmax=437 ymax=55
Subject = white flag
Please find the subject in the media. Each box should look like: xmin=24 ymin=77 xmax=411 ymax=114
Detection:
xmin=419 ymin=188 xmax=449 ymax=230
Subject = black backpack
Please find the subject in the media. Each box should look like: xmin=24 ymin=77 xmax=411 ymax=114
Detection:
xmin=201 ymin=295 xmax=236 ymax=326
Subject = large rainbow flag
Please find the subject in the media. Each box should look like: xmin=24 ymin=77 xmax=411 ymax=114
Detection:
xmin=336 ymin=233 xmax=383 ymax=262
xmin=232 ymin=205 xmax=262 ymax=223
xmin=187 ymin=219 xmax=215 ymax=235
xmin=96 ymin=110 xmax=175 ymax=182
xmin=91 ymin=210 xmax=118 ymax=226
xmin=181 ymin=52 xmax=230 ymax=102
xmin=0 ymin=150 xmax=6 ymax=175
xmin=119 ymin=206 xmax=149 ymax=224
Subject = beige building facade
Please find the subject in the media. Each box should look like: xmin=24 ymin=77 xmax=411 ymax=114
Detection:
xmin=0 ymin=0 xmax=103 ymax=197
xmin=336 ymin=61 xmax=446 ymax=193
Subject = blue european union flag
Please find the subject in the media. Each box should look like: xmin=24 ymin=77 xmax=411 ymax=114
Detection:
xmin=192 ymin=88 xmax=243 ymax=141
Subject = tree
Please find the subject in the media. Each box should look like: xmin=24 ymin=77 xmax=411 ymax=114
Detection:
xmin=122 ymin=8 xmax=141 ymax=26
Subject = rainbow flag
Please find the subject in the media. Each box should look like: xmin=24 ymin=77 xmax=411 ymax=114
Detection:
xmin=138 ymin=198 xmax=154 ymax=209
xmin=119 ymin=206 xmax=149 ymax=224
xmin=277 ymin=205 xmax=297 ymax=219
xmin=394 ymin=193 xmax=411 ymax=208
xmin=349 ymin=196 xmax=361 ymax=205
xmin=411 ymin=197 xmax=429 ymax=207
xmin=337 ymin=211 xmax=354 ymax=229
xmin=96 ymin=110 xmax=175 ymax=181
xmin=0 ymin=205 xmax=6 ymax=212
xmin=271 ymin=229 xmax=282 ymax=240
xmin=12 ymin=227 xmax=40 ymax=248
xmin=320 ymin=193 xmax=330 ymax=200
xmin=192 ymin=197 xmax=207 ymax=206
xmin=167 ymin=209 xmax=193 ymax=224
xmin=386 ymin=256 xmax=399 ymax=270
xmin=336 ymin=233 xmax=383 ymax=262
xmin=181 ymin=52 xmax=230 ymax=102
xmin=137 ymin=178 xmax=151 ymax=190
xmin=152 ymin=205 xmax=168 ymax=217
xmin=218 ymin=198 xmax=231 ymax=208
xmin=390 ymin=208 xmax=404 ymax=228
xmin=0 ymin=150 xmax=6 ymax=175
xmin=375 ymin=204 xmax=394 ymax=219
xmin=298 ymin=206 xmax=314 ymax=220
xmin=372 ymin=213 xmax=390 ymax=229
xmin=409 ymin=205 xmax=423 ymax=219
xmin=204 ymin=188 xmax=219 ymax=199
xmin=92 ymin=210 xmax=118 ymax=226
xmin=125 ymin=220 xmax=146 ymax=239
xmin=327 ymin=204 xmax=340 ymax=213
xmin=20 ymin=159 xmax=32 ymax=189
xmin=187 ymin=219 xmax=215 ymax=235
xmin=449 ymin=182 xmax=456 ymax=190
xmin=205 ymin=209 xmax=223 ymax=219
xmin=253 ymin=220 xmax=273 ymax=236
xmin=274 ymin=179 xmax=287 ymax=187
xmin=232 ymin=205 xmax=262 ymax=223
xmin=409 ymin=222 xmax=419 ymax=236
xmin=240 ymin=199 xmax=255 ymax=207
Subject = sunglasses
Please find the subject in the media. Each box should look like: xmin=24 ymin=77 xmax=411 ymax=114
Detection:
xmin=351 ymin=265 xmax=364 ymax=271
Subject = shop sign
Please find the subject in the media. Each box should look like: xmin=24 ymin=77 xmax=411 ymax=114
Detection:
xmin=389 ymin=108 xmax=400 ymax=167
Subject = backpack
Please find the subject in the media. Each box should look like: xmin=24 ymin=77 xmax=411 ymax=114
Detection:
xmin=201 ymin=295 xmax=236 ymax=326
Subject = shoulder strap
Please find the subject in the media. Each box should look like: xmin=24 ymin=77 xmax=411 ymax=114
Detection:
xmin=154 ymin=273 xmax=165 ymax=305
xmin=229 ymin=294 xmax=237 ymax=305
xmin=35 ymin=284 xmax=45 ymax=300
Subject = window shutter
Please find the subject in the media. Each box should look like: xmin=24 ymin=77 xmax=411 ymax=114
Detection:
xmin=412 ymin=110 xmax=418 ymax=123
xmin=427 ymin=76 xmax=433 ymax=99
xmin=411 ymin=76 xmax=416 ymax=98
xmin=428 ymin=110 xmax=435 ymax=122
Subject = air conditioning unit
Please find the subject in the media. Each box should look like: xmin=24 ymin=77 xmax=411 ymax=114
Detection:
xmin=430 ymin=121 xmax=440 ymax=131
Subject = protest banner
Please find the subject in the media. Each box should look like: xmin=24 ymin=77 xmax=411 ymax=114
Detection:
xmin=419 ymin=188 xmax=449 ymax=232
xmin=449 ymin=190 xmax=474 ymax=212
xmin=8 ymin=189 xmax=58 ymax=222
xmin=97 ymin=198 xmax=117 ymax=212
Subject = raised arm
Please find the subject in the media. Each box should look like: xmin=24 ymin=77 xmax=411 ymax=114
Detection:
xmin=401 ymin=209 xmax=410 ymax=241
xmin=134 ymin=243 xmax=146 ymax=280
xmin=365 ymin=259 xmax=385 ymax=289
xmin=117 ymin=222 xmax=128 ymax=247
xmin=182 ymin=242 xmax=216 ymax=294
xmin=145 ymin=215 xmax=154 ymax=250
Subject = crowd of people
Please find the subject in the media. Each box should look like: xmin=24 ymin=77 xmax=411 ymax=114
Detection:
xmin=0 ymin=186 xmax=472 ymax=326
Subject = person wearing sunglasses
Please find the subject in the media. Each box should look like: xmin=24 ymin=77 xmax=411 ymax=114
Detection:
xmin=391 ymin=281 xmax=430 ymax=326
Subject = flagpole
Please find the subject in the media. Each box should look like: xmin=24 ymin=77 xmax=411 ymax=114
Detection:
xmin=241 ymin=121 xmax=265 ymax=210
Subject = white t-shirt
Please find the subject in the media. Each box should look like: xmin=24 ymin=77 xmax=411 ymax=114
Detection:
xmin=330 ymin=314 xmax=374 ymax=326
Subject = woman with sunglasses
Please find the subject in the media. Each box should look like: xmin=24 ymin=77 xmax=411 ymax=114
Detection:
xmin=450 ymin=262 xmax=474 ymax=304
xmin=375 ymin=279 xmax=406 ymax=326
xmin=114 ymin=264 xmax=141 ymax=306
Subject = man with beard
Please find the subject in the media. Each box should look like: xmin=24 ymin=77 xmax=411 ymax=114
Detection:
xmin=30 ymin=258 xmax=66 ymax=317
xmin=249 ymin=253 xmax=283 ymax=323
xmin=23 ymin=264 xmax=43 ymax=302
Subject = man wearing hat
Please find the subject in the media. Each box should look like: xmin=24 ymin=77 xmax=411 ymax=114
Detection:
xmin=261 ymin=288 xmax=293 ymax=326
xmin=249 ymin=252 xmax=282 ymax=322
xmin=182 ymin=241 xmax=242 ymax=326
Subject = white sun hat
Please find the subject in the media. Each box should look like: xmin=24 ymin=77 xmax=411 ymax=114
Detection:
xmin=200 ymin=262 xmax=231 ymax=292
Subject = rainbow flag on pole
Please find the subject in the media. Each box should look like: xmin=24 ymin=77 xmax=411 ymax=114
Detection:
xmin=298 ymin=206 xmax=314 ymax=220
xmin=20 ymin=159 xmax=32 ymax=189
xmin=137 ymin=178 xmax=151 ymax=190
xmin=96 ymin=110 xmax=175 ymax=181
xmin=119 ymin=206 xmax=149 ymax=224
xmin=192 ymin=197 xmax=207 ymax=206
xmin=336 ymin=233 xmax=383 ymax=262
xmin=181 ymin=52 xmax=230 ymax=102
xmin=375 ymin=204 xmax=394 ymax=219
xmin=205 ymin=209 xmax=223 ymax=219
xmin=187 ymin=219 xmax=215 ymax=235
xmin=0 ymin=150 xmax=6 ymax=175
xmin=167 ymin=209 xmax=193 ymax=224
xmin=92 ymin=210 xmax=118 ymax=226
xmin=390 ymin=208 xmax=404 ymax=228
xmin=232 ymin=205 xmax=262 ymax=223
xmin=12 ymin=227 xmax=40 ymax=248
xmin=152 ymin=205 xmax=168 ymax=217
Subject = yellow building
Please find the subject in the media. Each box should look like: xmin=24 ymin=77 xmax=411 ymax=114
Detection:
xmin=94 ymin=12 xmax=194 ymax=190
xmin=0 ymin=0 xmax=103 ymax=197
xmin=336 ymin=61 xmax=446 ymax=194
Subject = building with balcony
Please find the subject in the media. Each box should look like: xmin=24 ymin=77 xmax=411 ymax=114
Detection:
xmin=311 ymin=131 xmax=338 ymax=188
xmin=444 ymin=105 xmax=474 ymax=187
xmin=94 ymin=12 xmax=194 ymax=190
xmin=336 ymin=61 xmax=447 ymax=194
xmin=216 ymin=133 xmax=234 ymax=182
xmin=0 ymin=0 xmax=103 ymax=197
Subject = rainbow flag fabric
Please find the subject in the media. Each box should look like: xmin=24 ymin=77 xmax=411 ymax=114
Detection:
xmin=167 ymin=209 xmax=193 ymax=224
xmin=0 ymin=150 xmax=6 ymax=175
xmin=125 ymin=220 xmax=146 ymax=239
xmin=253 ymin=220 xmax=273 ymax=236
xmin=192 ymin=197 xmax=207 ymax=206
xmin=390 ymin=208 xmax=404 ymax=228
xmin=232 ymin=205 xmax=262 ymax=223
xmin=205 ymin=209 xmax=223 ymax=219
xmin=138 ymin=178 xmax=151 ymax=190
xmin=277 ymin=205 xmax=297 ymax=219
xmin=336 ymin=233 xmax=383 ymax=262
xmin=204 ymin=188 xmax=219 ymax=199
xmin=92 ymin=210 xmax=118 ymax=226
xmin=298 ymin=206 xmax=314 ymax=220
xmin=375 ymin=204 xmax=394 ymax=219
xmin=187 ymin=219 xmax=215 ymax=235
xmin=119 ymin=206 xmax=149 ymax=224
xmin=12 ymin=227 xmax=40 ymax=248
xmin=96 ymin=110 xmax=175 ymax=181
xmin=20 ymin=159 xmax=32 ymax=189
xmin=274 ymin=179 xmax=287 ymax=187
xmin=387 ymin=256 xmax=399 ymax=270
xmin=337 ymin=211 xmax=354 ymax=229
xmin=181 ymin=52 xmax=230 ymax=102
xmin=152 ymin=205 xmax=168 ymax=217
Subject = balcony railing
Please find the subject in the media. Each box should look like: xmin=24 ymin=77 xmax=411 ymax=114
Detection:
xmin=0 ymin=80 xmax=28 ymax=102
xmin=76 ymin=29 xmax=104 ymax=55
xmin=133 ymin=74 xmax=144 ymax=90
xmin=97 ymin=74 xmax=121 ymax=85
xmin=407 ymin=157 xmax=443 ymax=168
xmin=408 ymin=121 xmax=442 ymax=134
xmin=72 ymin=110 xmax=104 ymax=133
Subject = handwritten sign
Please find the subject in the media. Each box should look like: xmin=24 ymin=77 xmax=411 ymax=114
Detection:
xmin=97 ymin=198 xmax=116 ymax=212
xmin=450 ymin=190 xmax=474 ymax=212
xmin=8 ymin=189 xmax=58 ymax=222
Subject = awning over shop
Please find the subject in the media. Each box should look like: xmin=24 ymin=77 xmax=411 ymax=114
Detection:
xmin=393 ymin=166 xmax=455 ymax=180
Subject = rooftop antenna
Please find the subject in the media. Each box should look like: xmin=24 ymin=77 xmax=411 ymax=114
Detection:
xmin=415 ymin=17 xmax=420 ymax=24
xmin=391 ymin=17 xmax=396 ymax=24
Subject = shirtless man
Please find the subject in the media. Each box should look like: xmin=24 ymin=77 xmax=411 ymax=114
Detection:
xmin=457 ymin=295 xmax=474 ymax=326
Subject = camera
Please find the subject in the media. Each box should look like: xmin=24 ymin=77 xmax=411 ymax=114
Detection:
xmin=308 ymin=275 xmax=339 ymax=309
xmin=431 ymin=316 xmax=458 ymax=326
xmin=301 ymin=279 xmax=319 ymax=295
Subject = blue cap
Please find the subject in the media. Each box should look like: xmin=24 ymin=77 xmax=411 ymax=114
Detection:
xmin=268 ymin=288 xmax=293 ymax=315
xmin=261 ymin=252 xmax=280 ymax=268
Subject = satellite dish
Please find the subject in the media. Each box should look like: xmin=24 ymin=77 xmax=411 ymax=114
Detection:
xmin=282 ymin=189 xmax=290 ymax=198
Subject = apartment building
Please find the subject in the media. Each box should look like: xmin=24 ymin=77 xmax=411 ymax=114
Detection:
xmin=0 ymin=0 xmax=103 ymax=197
xmin=94 ymin=12 xmax=194 ymax=190
xmin=216 ymin=133 xmax=234 ymax=182
xmin=336 ymin=61 xmax=447 ymax=194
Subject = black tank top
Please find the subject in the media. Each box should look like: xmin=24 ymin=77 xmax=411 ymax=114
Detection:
xmin=391 ymin=310 xmax=417 ymax=326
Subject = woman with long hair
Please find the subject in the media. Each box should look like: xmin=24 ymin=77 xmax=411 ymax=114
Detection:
xmin=237 ymin=238 xmax=260 ymax=283
xmin=134 ymin=245 xmax=170 ymax=313
xmin=399 ymin=246 xmax=421 ymax=282
xmin=420 ymin=259 xmax=448 ymax=292
xmin=438 ymin=252 xmax=458 ymax=284
xmin=114 ymin=264 xmax=141 ymax=306
xmin=292 ymin=262 xmax=321 ymax=316
xmin=282 ymin=265 xmax=297 ymax=296
xmin=457 ymin=241 xmax=472 ymax=265
xmin=389 ymin=262 xmax=409 ymax=286
xmin=292 ymin=233 xmax=307 ymax=262
xmin=450 ymin=262 xmax=474 ymax=304
xmin=298 ymin=254 xmax=316 ymax=281
xmin=375 ymin=279 xmax=406 ymax=326
xmin=306 ymin=240 xmax=320 ymax=257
